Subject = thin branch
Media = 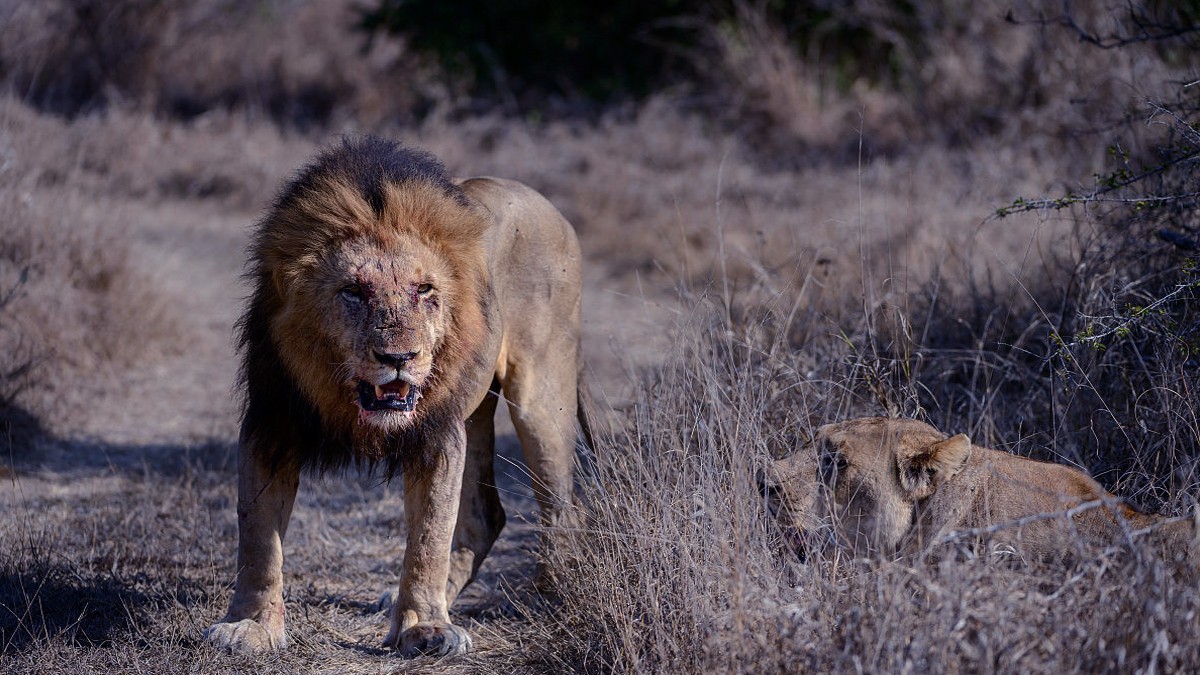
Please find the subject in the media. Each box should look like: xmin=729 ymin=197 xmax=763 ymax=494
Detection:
xmin=992 ymin=148 xmax=1200 ymax=219
xmin=1007 ymin=1 xmax=1200 ymax=50
xmin=935 ymin=498 xmax=1193 ymax=545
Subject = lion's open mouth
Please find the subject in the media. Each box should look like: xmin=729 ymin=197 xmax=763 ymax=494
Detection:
xmin=356 ymin=380 xmax=420 ymax=413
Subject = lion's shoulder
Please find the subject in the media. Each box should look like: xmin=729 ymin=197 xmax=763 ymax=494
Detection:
xmin=457 ymin=176 xmax=581 ymax=274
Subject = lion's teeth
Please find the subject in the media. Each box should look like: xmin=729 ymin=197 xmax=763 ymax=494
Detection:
xmin=374 ymin=384 xmax=385 ymax=399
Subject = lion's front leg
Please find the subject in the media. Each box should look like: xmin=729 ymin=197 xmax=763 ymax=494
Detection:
xmin=383 ymin=424 xmax=473 ymax=658
xmin=205 ymin=440 xmax=299 ymax=654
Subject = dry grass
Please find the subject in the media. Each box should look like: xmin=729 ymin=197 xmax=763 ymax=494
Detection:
xmin=2 ymin=1 xmax=1199 ymax=672
xmin=535 ymin=239 xmax=1200 ymax=670
xmin=0 ymin=109 xmax=173 ymax=442
xmin=0 ymin=0 xmax=437 ymax=127
xmin=706 ymin=0 xmax=1188 ymax=155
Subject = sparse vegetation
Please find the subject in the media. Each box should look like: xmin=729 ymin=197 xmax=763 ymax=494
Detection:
xmin=2 ymin=0 xmax=1199 ymax=672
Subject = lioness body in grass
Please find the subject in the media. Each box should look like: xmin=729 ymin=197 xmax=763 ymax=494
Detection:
xmin=768 ymin=417 xmax=1196 ymax=564
xmin=205 ymin=137 xmax=586 ymax=658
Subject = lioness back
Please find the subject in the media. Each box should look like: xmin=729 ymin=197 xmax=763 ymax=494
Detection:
xmin=923 ymin=444 xmax=1179 ymax=556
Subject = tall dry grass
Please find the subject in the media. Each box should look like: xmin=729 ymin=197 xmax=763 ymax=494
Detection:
xmin=706 ymin=0 xmax=1192 ymax=156
xmin=0 ymin=106 xmax=174 ymax=444
xmin=533 ymin=202 xmax=1200 ymax=670
xmin=523 ymin=68 xmax=1200 ymax=668
xmin=0 ymin=0 xmax=435 ymax=127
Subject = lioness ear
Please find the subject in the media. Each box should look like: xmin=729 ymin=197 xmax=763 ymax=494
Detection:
xmin=897 ymin=434 xmax=972 ymax=500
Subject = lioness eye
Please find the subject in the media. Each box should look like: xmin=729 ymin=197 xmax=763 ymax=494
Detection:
xmin=819 ymin=450 xmax=845 ymax=483
xmin=339 ymin=284 xmax=364 ymax=302
xmin=417 ymin=283 xmax=434 ymax=295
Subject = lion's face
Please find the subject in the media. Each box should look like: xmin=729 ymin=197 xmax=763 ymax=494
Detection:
xmin=768 ymin=418 xmax=971 ymax=557
xmin=330 ymin=235 xmax=451 ymax=430
xmin=278 ymin=233 xmax=454 ymax=433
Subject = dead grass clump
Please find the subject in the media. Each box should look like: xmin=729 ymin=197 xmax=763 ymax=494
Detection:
xmin=0 ymin=95 xmax=306 ymax=211
xmin=534 ymin=306 xmax=805 ymax=672
xmin=706 ymin=1 xmax=899 ymax=156
xmin=0 ymin=0 xmax=169 ymax=115
xmin=0 ymin=190 xmax=172 ymax=437
xmin=706 ymin=0 xmax=1196 ymax=156
xmin=0 ymin=104 xmax=185 ymax=439
xmin=149 ymin=0 xmax=439 ymax=129
xmin=804 ymin=546 xmax=1200 ymax=672
xmin=901 ymin=235 xmax=1200 ymax=510
xmin=0 ymin=0 xmax=435 ymax=128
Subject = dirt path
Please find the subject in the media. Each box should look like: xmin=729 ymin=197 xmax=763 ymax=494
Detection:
xmin=64 ymin=200 xmax=247 ymax=447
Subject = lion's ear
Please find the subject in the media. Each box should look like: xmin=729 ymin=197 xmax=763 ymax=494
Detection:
xmin=897 ymin=434 xmax=972 ymax=500
xmin=272 ymin=266 xmax=289 ymax=298
xmin=270 ymin=259 xmax=304 ymax=300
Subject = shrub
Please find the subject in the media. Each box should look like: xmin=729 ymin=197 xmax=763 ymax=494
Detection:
xmin=357 ymin=0 xmax=701 ymax=105
xmin=0 ymin=0 xmax=430 ymax=128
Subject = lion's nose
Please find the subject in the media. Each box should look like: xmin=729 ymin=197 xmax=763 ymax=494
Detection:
xmin=374 ymin=350 xmax=419 ymax=368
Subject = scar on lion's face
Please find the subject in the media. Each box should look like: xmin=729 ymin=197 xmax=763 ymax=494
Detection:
xmin=307 ymin=236 xmax=451 ymax=430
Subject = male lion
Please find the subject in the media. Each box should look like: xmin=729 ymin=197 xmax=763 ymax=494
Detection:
xmin=766 ymin=417 xmax=1196 ymax=565
xmin=205 ymin=137 xmax=588 ymax=658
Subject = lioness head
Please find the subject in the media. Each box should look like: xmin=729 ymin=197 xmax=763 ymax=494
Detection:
xmin=247 ymin=138 xmax=490 ymax=451
xmin=767 ymin=417 xmax=971 ymax=557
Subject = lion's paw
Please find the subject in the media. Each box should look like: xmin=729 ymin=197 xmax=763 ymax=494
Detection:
xmin=389 ymin=621 xmax=473 ymax=658
xmin=205 ymin=618 xmax=288 ymax=654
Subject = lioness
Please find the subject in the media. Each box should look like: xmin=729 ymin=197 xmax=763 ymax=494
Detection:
xmin=767 ymin=417 xmax=1196 ymax=564
xmin=205 ymin=137 xmax=588 ymax=658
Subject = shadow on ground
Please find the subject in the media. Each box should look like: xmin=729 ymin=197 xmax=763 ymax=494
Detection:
xmin=0 ymin=558 xmax=209 ymax=652
xmin=0 ymin=408 xmax=546 ymax=663
xmin=1 ymin=404 xmax=44 ymax=468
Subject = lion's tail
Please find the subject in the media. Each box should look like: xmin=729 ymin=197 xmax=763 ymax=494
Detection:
xmin=571 ymin=372 xmax=600 ymax=487
xmin=576 ymin=374 xmax=597 ymax=455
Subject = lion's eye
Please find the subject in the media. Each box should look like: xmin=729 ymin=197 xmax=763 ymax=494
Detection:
xmin=417 ymin=283 xmax=434 ymax=295
xmin=820 ymin=450 xmax=848 ymax=484
xmin=339 ymin=284 xmax=365 ymax=302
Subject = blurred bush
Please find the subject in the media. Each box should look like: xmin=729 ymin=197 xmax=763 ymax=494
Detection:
xmin=6 ymin=0 xmax=1192 ymax=150
xmin=357 ymin=0 xmax=699 ymax=105
xmin=354 ymin=0 xmax=924 ymax=108
xmin=0 ymin=0 xmax=429 ymax=128
xmin=1 ymin=0 xmax=171 ymax=115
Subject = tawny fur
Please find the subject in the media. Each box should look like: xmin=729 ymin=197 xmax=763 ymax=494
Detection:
xmin=207 ymin=137 xmax=587 ymax=658
xmin=767 ymin=417 xmax=1196 ymax=567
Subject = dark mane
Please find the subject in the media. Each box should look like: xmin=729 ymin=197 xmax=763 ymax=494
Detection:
xmin=237 ymin=136 xmax=490 ymax=478
xmin=274 ymin=136 xmax=469 ymax=217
